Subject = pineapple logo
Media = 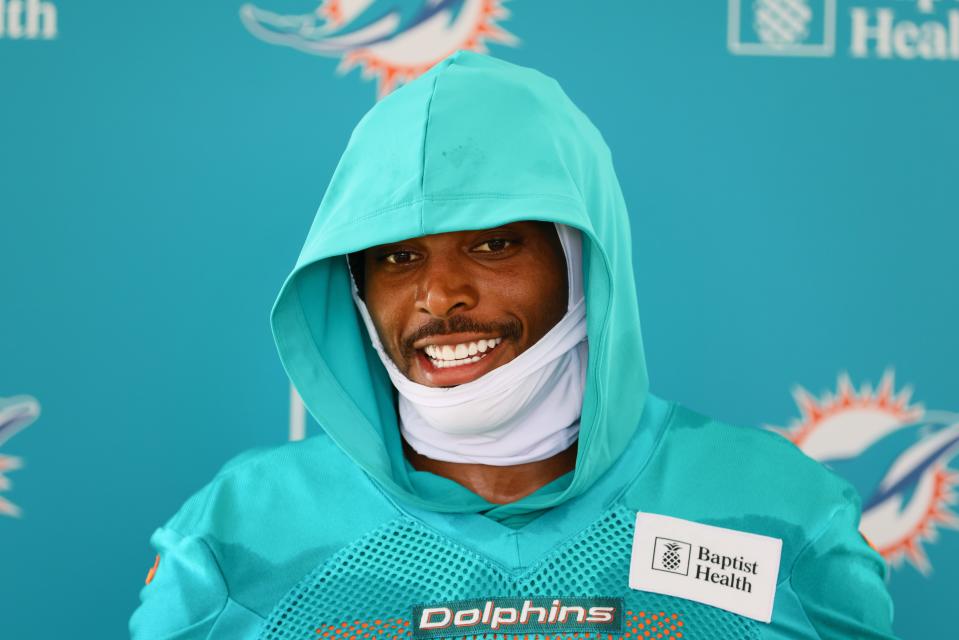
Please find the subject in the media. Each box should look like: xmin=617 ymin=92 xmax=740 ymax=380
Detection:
xmin=727 ymin=0 xmax=836 ymax=57
xmin=652 ymin=537 xmax=691 ymax=576
xmin=753 ymin=0 xmax=814 ymax=47
xmin=662 ymin=543 xmax=682 ymax=571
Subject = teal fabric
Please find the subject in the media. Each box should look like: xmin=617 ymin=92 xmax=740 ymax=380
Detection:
xmin=269 ymin=48 xmax=648 ymax=522
xmin=621 ymin=403 xmax=897 ymax=639
xmin=129 ymin=50 xmax=897 ymax=639
xmin=128 ymin=397 xmax=897 ymax=639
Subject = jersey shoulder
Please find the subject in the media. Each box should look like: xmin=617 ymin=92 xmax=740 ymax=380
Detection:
xmin=659 ymin=401 xmax=855 ymax=504
xmin=163 ymin=433 xmax=399 ymax=544
xmin=622 ymin=401 xmax=863 ymax=573
xmin=138 ymin=434 xmax=402 ymax=622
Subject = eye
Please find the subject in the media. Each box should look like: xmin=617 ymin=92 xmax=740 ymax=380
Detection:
xmin=383 ymin=250 xmax=420 ymax=265
xmin=474 ymin=238 xmax=513 ymax=253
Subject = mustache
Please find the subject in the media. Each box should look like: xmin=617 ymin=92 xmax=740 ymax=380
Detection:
xmin=403 ymin=315 xmax=522 ymax=355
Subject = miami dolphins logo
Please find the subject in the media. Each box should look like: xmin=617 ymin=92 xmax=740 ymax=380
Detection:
xmin=0 ymin=395 xmax=41 ymax=518
xmin=240 ymin=0 xmax=519 ymax=98
xmin=769 ymin=370 xmax=959 ymax=575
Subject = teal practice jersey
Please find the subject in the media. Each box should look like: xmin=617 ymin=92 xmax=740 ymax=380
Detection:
xmin=129 ymin=50 xmax=897 ymax=639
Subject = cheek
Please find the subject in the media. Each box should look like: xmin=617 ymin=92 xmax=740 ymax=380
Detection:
xmin=365 ymin=284 xmax=407 ymax=350
xmin=488 ymin=262 xmax=567 ymax=342
xmin=534 ymin=271 xmax=569 ymax=330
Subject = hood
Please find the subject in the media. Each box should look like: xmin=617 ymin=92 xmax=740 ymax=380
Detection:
xmin=270 ymin=49 xmax=649 ymax=522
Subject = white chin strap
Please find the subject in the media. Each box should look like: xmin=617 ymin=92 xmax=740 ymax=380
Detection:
xmin=350 ymin=224 xmax=587 ymax=466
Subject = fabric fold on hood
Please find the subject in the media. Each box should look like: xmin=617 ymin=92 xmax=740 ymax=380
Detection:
xmin=270 ymin=49 xmax=650 ymax=522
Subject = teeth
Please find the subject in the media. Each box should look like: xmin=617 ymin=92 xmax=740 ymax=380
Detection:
xmin=422 ymin=337 xmax=503 ymax=367
xmin=433 ymin=355 xmax=483 ymax=368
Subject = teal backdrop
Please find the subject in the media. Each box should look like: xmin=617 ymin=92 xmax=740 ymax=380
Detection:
xmin=1 ymin=1 xmax=956 ymax=637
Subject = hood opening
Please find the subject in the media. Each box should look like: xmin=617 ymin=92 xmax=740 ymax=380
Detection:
xmin=270 ymin=50 xmax=649 ymax=522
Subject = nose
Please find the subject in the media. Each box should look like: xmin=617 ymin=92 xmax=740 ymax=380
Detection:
xmin=415 ymin=253 xmax=479 ymax=319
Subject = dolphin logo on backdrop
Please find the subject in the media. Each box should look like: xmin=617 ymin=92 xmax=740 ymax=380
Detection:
xmin=240 ymin=0 xmax=520 ymax=98
xmin=768 ymin=370 xmax=959 ymax=575
xmin=0 ymin=395 xmax=41 ymax=518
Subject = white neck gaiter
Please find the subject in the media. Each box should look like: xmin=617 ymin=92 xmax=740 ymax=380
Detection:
xmin=350 ymin=224 xmax=587 ymax=466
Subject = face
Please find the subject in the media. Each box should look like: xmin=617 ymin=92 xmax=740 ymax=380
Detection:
xmin=361 ymin=221 xmax=569 ymax=387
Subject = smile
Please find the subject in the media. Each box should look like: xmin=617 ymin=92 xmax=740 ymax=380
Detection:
xmin=423 ymin=338 xmax=503 ymax=369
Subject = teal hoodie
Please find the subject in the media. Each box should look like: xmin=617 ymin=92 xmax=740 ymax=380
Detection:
xmin=129 ymin=50 xmax=898 ymax=640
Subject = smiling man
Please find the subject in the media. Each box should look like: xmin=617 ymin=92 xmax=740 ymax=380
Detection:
xmin=355 ymin=222 xmax=567 ymax=389
xmin=348 ymin=220 xmax=581 ymax=503
xmin=130 ymin=51 xmax=899 ymax=639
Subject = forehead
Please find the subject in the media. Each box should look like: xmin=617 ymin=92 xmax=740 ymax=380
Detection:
xmin=366 ymin=221 xmax=559 ymax=249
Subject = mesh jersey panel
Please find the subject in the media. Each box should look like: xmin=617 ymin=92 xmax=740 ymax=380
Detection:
xmin=259 ymin=507 xmax=759 ymax=640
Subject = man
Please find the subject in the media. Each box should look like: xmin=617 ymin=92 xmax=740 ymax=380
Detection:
xmin=130 ymin=50 xmax=898 ymax=639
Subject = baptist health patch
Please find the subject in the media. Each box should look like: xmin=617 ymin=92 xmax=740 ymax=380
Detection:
xmin=629 ymin=512 xmax=782 ymax=623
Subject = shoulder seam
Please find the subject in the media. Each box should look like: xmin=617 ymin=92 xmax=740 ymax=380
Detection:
xmin=779 ymin=500 xmax=848 ymax=587
xmin=196 ymin=534 xmax=233 ymax=639
xmin=155 ymin=525 xmax=234 ymax=638
xmin=779 ymin=501 xmax=851 ymax=639
xmin=613 ymin=398 xmax=678 ymax=502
